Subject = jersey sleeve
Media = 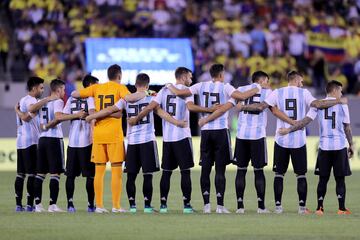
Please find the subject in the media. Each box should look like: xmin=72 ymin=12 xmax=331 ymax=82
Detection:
xmin=185 ymin=94 xmax=194 ymax=104
xmin=114 ymin=99 xmax=126 ymax=110
xmin=24 ymin=96 xmax=37 ymax=111
xmin=87 ymin=97 xmax=95 ymax=110
xmin=62 ymin=98 xmax=71 ymax=114
xmin=153 ymin=88 xmax=164 ymax=105
xmin=264 ymin=89 xmax=277 ymax=107
xmin=228 ymin=97 xmax=236 ymax=106
xmin=54 ymin=99 xmax=64 ymax=113
xmin=119 ymin=85 xmax=131 ymax=99
xmin=306 ymin=107 xmax=318 ymax=120
xmin=224 ymin=83 xmax=236 ymax=97
xmin=342 ymin=105 xmax=350 ymax=124
xmin=189 ymin=82 xmax=201 ymax=95
xmin=79 ymin=84 xmax=96 ymax=98
xmin=304 ymin=89 xmax=317 ymax=107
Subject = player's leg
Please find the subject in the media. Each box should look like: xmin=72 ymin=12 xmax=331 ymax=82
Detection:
xmin=334 ymin=148 xmax=352 ymax=214
xmin=234 ymin=138 xmax=250 ymax=212
xmin=291 ymin=145 xmax=309 ymax=214
xmin=108 ymin=142 xmax=126 ymax=212
xmin=159 ymin=141 xmax=175 ymax=211
xmin=273 ymin=143 xmax=290 ymax=213
xmin=34 ymin=138 xmax=48 ymax=212
xmin=92 ymin=143 xmax=108 ymax=212
xmin=140 ymin=141 xmax=160 ymax=213
xmin=174 ymin=138 xmax=195 ymax=212
xmin=25 ymin=145 xmax=37 ymax=211
xmin=48 ymin=138 xmax=65 ymax=212
xmin=125 ymin=144 xmax=140 ymax=212
xmin=65 ymin=146 xmax=80 ymax=212
xmin=251 ymin=138 xmax=268 ymax=212
xmin=80 ymin=144 xmax=95 ymax=212
xmin=314 ymin=149 xmax=331 ymax=214
xmin=15 ymin=149 xmax=25 ymax=211
xmin=200 ymin=131 xmax=213 ymax=212
xmin=214 ymin=130 xmax=232 ymax=213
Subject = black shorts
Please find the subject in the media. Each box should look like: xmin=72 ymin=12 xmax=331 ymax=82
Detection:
xmin=37 ymin=137 xmax=65 ymax=174
xmin=162 ymin=138 xmax=194 ymax=171
xmin=125 ymin=141 xmax=160 ymax=174
xmin=66 ymin=145 xmax=95 ymax=178
xmin=315 ymin=148 xmax=351 ymax=177
xmin=17 ymin=144 xmax=37 ymax=174
xmin=200 ymin=129 xmax=232 ymax=168
xmin=273 ymin=142 xmax=307 ymax=175
xmin=233 ymin=138 xmax=267 ymax=169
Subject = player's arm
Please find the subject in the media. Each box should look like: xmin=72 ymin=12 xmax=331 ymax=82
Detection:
xmin=167 ymin=84 xmax=192 ymax=97
xmin=85 ymin=105 xmax=120 ymax=122
xmin=238 ymin=101 xmax=269 ymax=112
xmin=154 ymin=105 xmax=187 ymax=128
xmin=344 ymin=123 xmax=354 ymax=158
xmin=186 ymin=101 xmax=222 ymax=113
xmin=198 ymin=102 xmax=234 ymax=128
xmin=128 ymin=101 xmax=159 ymax=126
xmin=124 ymin=91 xmax=147 ymax=103
xmin=55 ymin=110 xmax=87 ymax=122
xmin=41 ymin=119 xmax=59 ymax=131
xmin=230 ymin=87 xmax=259 ymax=101
xmin=71 ymin=84 xmax=96 ymax=99
xmin=277 ymin=117 xmax=313 ymax=135
xmin=269 ymin=106 xmax=296 ymax=125
xmin=310 ymin=98 xmax=347 ymax=109
xmin=28 ymin=95 xmax=58 ymax=113
xmin=14 ymin=103 xmax=33 ymax=122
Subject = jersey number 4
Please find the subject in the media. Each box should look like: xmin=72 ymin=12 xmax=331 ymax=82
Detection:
xmin=324 ymin=108 xmax=336 ymax=129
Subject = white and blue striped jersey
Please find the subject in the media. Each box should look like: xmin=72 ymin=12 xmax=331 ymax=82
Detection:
xmin=235 ymin=84 xmax=272 ymax=140
xmin=39 ymin=99 xmax=64 ymax=138
xmin=307 ymin=97 xmax=350 ymax=151
xmin=63 ymin=97 xmax=95 ymax=148
xmin=265 ymin=86 xmax=316 ymax=148
xmin=189 ymin=81 xmax=237 ymax=130
xmin=154 ymin=84 xmax=192 ymax=142
xmin=115 ymin=96 xmax=155 ymax=145
xmin=16 ymin=95 xmax=40 ymax=149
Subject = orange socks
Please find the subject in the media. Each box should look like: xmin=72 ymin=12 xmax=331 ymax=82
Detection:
xmin=94 ymin=164 xmax=106 ymax=208
xmin=111 ymin=165 xmax=122 ymax=209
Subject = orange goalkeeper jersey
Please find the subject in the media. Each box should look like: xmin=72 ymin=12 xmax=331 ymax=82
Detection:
xmin=79 ymin=81 xmax=130 ymax=143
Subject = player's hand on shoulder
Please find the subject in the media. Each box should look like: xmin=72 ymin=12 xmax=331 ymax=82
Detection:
xmin=339 ymin=97 xmax=348 ymax=105
xmin=127 ymin=117 xmax=138 ymax=126
xmin=278 ymin=127 xmax=290 ymax=136
xmin=48 ymin=94 xmax=60 ymax=101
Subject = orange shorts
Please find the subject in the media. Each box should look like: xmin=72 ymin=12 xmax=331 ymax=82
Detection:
xmin=91 ymin=142 xmax=125 ymax=164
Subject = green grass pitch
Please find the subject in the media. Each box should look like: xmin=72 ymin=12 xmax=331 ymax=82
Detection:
xmin=0 ymin=170 xmax=359 ymax=240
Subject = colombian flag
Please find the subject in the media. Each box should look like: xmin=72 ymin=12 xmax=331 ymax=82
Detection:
xmin=306 ymin=32 xmax=345 ymax=62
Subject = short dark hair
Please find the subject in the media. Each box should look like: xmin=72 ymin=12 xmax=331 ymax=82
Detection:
xmin=252 ymin=71 xmax=269 ymax=83
xmin=287 ymin=70 xmax=303 ymax=82
xmin=135 ymin=73 xmax=150 ymax=87
xmin=27 ymin=76 xmax=44 ymax=91
xmin=175 ymin=67 xmax=192 ymax=79
xmin=107 ymin=64 xmax=122 ymax=80
xmin=50 ymin=79 xmax=65 ymax=92
xmin=209 ymin=64 xmax=224 ymax=78
xmin=82 ymin=74 xmax=99 ymax=88
xmin=326 ymin=80 xmax=343 ymax=94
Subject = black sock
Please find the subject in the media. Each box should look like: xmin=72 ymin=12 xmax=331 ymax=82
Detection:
xmin=65 ymin=176 xmax=75 ymax=208
xmin=297 ymin=175 xmax=307 ymax=207
xmin=86 ymin=177 xmax=95 ymax=208
xmin=143 ymin=174 xmax=153 ymax=207
xmin=335 ymin=176 xmax=346 ymax=211
xmin=160 ymin=170 xmax=172 ymax=206
xmin=254 ymin=169 xmax=266 ymax=209
xmin=181 ymin=169 xmax=192 ymax=206
xmin=34 ymin=175 xmax=45 ymax=205
xmin=26 ymin=175 xmax=35 ymax=207
xmin=126 ymin=173 xmax=137 ymax=207
xmin=15 ymin=174 xmax=25 ymax=206
xmin=235 ymin=169 xmax=246 ymax=209
xmin=274 ymin=174 xmax=284 ymax=206
xmin=49 ymin=175 xmax=60 ymax=205
xmin=200 ymin=165 xmax=211 ymax=205
xmin=317 ymin=176 xmax=329 ymax=210
xmin=215 ymin=164 xmax=226 ymax=206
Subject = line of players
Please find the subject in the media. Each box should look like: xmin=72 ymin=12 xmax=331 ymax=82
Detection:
xmin=14 ymin=63 xmax=353 ymax=215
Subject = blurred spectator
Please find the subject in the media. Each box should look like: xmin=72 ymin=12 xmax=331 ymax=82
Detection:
xmin=0 ymin=29 xmax=9 ymax=73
